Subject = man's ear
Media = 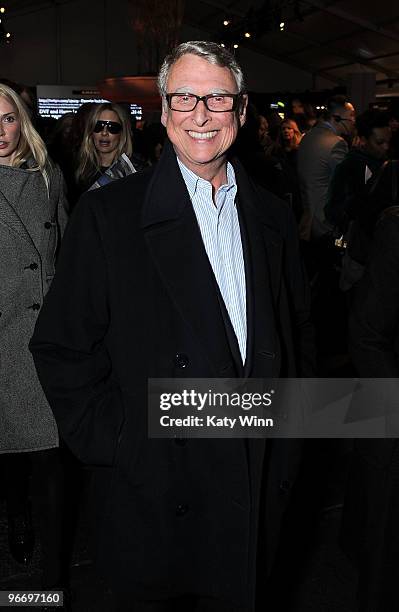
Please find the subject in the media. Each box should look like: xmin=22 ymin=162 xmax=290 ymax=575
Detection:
xmin=161 ymin=98 xmax=169 ymax=128
xmin=239 ymin=94 xmax=248 ymax=127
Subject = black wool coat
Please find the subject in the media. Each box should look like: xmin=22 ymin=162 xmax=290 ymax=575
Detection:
xmin=30 ymin=142 xmax=314 ymax=610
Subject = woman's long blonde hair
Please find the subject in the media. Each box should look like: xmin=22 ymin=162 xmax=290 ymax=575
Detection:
xmin=0 ymin=83 xmax=50 ymax=188
xmin=76 ymin=102 xmax=133 ymax=185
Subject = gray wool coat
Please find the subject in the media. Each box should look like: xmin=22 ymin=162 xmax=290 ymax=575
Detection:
xmin=0 ymin=159 xmax=68 ymax=453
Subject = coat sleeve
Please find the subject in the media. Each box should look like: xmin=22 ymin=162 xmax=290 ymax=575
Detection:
xmin=284 ymin=205 xmax=316 ymax=377
xmin=29 ymin=193 xmax=124 ymax=466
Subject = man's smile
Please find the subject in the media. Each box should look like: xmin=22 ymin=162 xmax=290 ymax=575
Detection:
xmin=187 ymin=130 xmax=218 ymax=140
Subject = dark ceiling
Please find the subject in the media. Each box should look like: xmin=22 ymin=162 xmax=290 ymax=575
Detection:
xmin=4 ymin=0 xmax=399 ymax=88
xmin=184 ymin=0 xmax=399 ymax=87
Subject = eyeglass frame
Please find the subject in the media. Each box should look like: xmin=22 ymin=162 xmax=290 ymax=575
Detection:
xmin=332 ymin=114 xmax=356 ymax=124
xmin=165 ymin=92 xmax=243 ymax=113
xmin=93 ymin=120 xmax=122 ymax=134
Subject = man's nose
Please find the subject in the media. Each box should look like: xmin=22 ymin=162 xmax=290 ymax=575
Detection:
xmin=192 ymin=99 xmax=210 ymax=125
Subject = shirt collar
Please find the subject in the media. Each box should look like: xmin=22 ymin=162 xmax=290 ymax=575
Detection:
xmin=177 ymin=156 xmax=237 ymax=200
xmin=320 ymin=120 xmax=338 ymax=135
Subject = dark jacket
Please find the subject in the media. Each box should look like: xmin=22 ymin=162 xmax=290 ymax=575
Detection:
xmin=30 ymin=142 xmax=314 ymax=609
xmin=325 ymin=147 xmax=384 ymax=233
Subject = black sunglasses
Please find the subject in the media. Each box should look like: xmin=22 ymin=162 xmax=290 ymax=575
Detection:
xmin=93 ymin=120 xmax=122 ymax=134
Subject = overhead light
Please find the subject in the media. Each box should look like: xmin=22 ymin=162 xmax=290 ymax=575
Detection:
xmin=6 ymin=31 xmax=10 ymax=37
xmin=0 ymin=7 xmax=5 ymax=13
xmin=233 ymin=43 xmax=239 ymax=49
xmin=244 ymin=32 xmax=251 ymax=38
xmin=280 ymin=21 xmax=285 ymax=31
xmin=220 ymin=43 xmax=225 ymax=47
xmin=223 ymin=19 xmax=230 ymax=26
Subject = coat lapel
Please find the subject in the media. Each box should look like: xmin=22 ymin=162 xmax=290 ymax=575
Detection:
xmin=142 ymin=142 xmax=238 ymax=376
xmin=0 ymin=188 xmax=38 ymax=253
xmin=233 ymin=160 xmax=283 ymax=378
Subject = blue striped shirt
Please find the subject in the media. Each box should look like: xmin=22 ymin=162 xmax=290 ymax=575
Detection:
xmin=177 ymin=158 xmax=247 ymax=363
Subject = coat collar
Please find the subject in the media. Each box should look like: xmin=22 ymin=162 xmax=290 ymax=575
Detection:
xmin=141 ymin=140 xmax=189 ymax=229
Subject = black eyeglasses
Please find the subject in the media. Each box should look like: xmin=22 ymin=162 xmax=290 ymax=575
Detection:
xmin=332 ymin=114 xmax=355 ymax=124
xmin=93 ymin=120 xmax=122 ymax=134
xmin=165 ymin=93 xmax=242 ymax=113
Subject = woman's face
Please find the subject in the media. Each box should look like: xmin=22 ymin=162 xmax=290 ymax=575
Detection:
xmin=91 ymin=110 xmax=122 ymax=162
xmin=281 ymin=122 xmax=295 ymax=141
xmin=0 ymin=96 xmax=21 ymax=166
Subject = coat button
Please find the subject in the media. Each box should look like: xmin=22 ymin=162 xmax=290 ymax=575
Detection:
xmin=28 ymin=303 xmax=41 ymax=311
xmin=27 ymin=262 xmax=38 ymax=270
xmin=280 ymin=480 xmax=292 ymax=493
xmin=174 ymin=438 xmax=187 ymax=447
xmin=176 ymin=504 xmax=189 ymax=516
xmin=44 ymin=221 xmax=52 ymax=229
xmin=175 ymin=353 xmax=189 ymax=369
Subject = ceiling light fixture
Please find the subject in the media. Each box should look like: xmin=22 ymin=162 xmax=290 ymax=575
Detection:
xmin=0 ymin=6 xmax=12 ymax=44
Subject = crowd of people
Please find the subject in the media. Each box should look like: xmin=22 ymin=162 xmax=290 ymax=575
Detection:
xmin=1 ymin=40 xmax=399 ymax=612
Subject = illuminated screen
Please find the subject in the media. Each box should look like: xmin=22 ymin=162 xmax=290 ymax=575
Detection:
xmin=38 ymin=97 xmax=142 ymax=120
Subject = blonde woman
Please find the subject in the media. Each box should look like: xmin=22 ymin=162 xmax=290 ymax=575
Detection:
xmin=75 ymin=102 xmax=140 ymax=195
xmin=278 ymin=118 xmax=303 ymax=152
xmin=0 ymin=83 xmax=69 ymax=595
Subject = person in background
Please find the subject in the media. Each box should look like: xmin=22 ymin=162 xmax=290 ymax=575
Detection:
xmin=297 ymin=95 xmax=356 ymax=372
xmin=266 ymin=118 xmax=303 ymax=222
xmin=266 ymin=117 xmax=303 ymax=158
xmin=344 ymin=167 xmax=399 ymax=610
xmin=264 ymin=108 xmax=282 ymax=142
xmin=290 ymin=98 xmax=316 ymax=133
xmin=0 ymin=83 xmax=69 ymax=607
xmin=325 ymin=109 xmax=391 ymax=235
xmin=297 ymin=94 xmax=356 ymax=242
xmin=279 ymin=118 xmax=303 ymax=151
xmin=234 ymin=103 xmax=287 ymax=198
xmin=257 ymin=113 xmax=272 ymax=151
xmin=140 ymin=121 xmax=166 ymax=165
xmin=75 ymin=102 xmax=141 ymax=196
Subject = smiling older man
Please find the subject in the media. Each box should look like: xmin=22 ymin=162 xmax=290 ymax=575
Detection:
xmin=30 ymin=41 xmax=314 ymax=612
